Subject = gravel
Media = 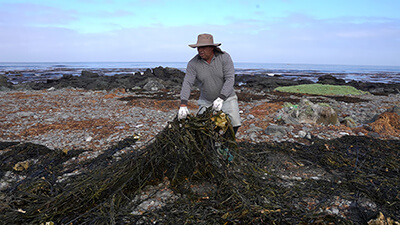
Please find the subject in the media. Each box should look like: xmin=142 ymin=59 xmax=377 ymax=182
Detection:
xmin=1 ymin=88 xmax=399 ymax=153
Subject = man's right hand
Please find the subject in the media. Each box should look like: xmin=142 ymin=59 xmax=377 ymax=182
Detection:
xmin=178 ymin=106 xmax=189 ymax=120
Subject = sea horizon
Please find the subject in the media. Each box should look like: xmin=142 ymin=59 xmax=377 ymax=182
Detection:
xmin=1 ymin=61 xmax=400 ymax=84
xmin=1 ymin=61 xmax=399 ymax=68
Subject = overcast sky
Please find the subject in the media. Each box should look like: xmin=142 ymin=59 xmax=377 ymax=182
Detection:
xmin=0 ymin=0 xmax=399 ymax=66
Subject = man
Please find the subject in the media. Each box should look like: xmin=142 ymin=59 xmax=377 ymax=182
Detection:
xmin=178 ymin=33 xmax=241 ymax=135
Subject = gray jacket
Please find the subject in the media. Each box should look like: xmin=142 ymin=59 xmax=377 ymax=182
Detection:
xmin=180 ymin=51 xmax=236 ymax=105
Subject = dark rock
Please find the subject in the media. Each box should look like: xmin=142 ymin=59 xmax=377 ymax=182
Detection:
xmin=61 ymin=74 xmax=74 ymax=79
xmin=86 ymin=78 xmax=110 ymax=90
xmin=387 ymin=106 xmax=400 ymax=116
xmin=3 ymin=66 xmax=399 ymax=96
xmin=368 ymin=132 xmax=380 ymax=138
xmin=235 ymin=74 xmax=313 ymax=92
xmin=317 ymin=74 xmax=346 ymax=85
xmin=153 ymin=67 xmax=165 ymax=77
xmin=6 ymin=67 xmax=185 ymax=91
xmin=143 ymin=69 xmax=153 ymax=77
xmin=0 ymin=75 xmax=11 ymax=88
xmin=0 ymin=74 xmax=12 ymax=91
xmin=81 ymin=70 xmax=100 ymax=78
xmin=347 ymin=80 xmax=400 ymax=95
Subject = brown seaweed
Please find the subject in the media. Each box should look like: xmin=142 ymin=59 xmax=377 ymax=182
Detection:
xmin=1 ymin=107 xmax=399 ymax=224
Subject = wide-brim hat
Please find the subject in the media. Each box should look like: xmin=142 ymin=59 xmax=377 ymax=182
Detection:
xmin=188 ymin=33 xmax=221 ymax=48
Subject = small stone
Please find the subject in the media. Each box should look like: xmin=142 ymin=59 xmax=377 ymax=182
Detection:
xmin=85 ymin=136 xmax=93 ymax=142
xmin=331 ymin=207 xmax=339 ymax=215
xmin=297 ymin=130 xmax=307 ymax=138
xmin=264 ymin=125 xmax=288 ymax=137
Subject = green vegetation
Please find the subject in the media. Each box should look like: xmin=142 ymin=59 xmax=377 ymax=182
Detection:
xmin=274 ymin=84 xmax=369 ymax=95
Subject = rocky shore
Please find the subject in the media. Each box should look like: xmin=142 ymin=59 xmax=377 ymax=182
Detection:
xmin=1 ymin=67 xmax=399 ymax=151
xmin=1 ymin=67 xmax=399 ymax=223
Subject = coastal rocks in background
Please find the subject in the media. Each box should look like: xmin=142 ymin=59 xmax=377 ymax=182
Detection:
xmin=2 ymin=65 xmax=400 ymax=96
xmin=7 ymin=66 xmax=185 ymax=92
xmin=235 ymin=74 xmax=314 ymax=92
xmin=143 ymin=78 xmax=166 ymax=91
xmin=317 ymin=74 xmax=346 ymax=85
xmin=81 ymin=70 xmax=100 ymax=78
xmin=317 ymin=74 xmax=400 ymax=95
xmin=347 ymin=80 xmax=400 ymax=95
xmin=155 ymin=67 xmax=186 ymax=90
xmin=236 ymin=73 xmax=400 ymax=95
xmin=0 ymin=75 xmax=12 ymax=91
xmin=0 ymin=75 xmax=10 ymax=86
xmin=277 ymin=98 xmax=339 ymax=126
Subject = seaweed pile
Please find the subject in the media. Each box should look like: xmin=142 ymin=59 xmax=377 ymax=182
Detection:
xmin=1 ymin=108 xmax=400 ymax=224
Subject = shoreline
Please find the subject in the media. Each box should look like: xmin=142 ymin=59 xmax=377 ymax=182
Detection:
xmin=1 ymin=66 xmax=399 ymax=153
xmin=1 ymin=66 xmax=400 ymax=96
xmin=1 ymin=86 xmax=399 ymax=152
xmin=1 ymin=63 xmax=400 ymax=84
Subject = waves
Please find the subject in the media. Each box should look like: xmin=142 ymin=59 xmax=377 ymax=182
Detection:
xmin=1 ymin=62 xmax=400 ymax=84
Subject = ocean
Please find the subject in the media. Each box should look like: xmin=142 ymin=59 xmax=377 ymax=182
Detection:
xmin=1 ymin=62 xmax=400 ymax=84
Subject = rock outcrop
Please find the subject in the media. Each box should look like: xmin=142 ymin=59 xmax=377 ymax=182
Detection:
xmin=277 ymin=98 xmax=339 ymax=126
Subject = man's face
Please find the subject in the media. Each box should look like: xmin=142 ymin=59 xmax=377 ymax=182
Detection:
xmin=197 ymin=46 xmax=214 ymax=61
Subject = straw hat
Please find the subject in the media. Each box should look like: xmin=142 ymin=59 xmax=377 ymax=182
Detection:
xmin=188 ymin=33 xmax=221 ymax=48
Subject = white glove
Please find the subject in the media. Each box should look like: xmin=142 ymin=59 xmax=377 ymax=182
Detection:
xmin=178 ymin=106 xmax=189 ymax=120
xmin=212 ymin=97 xmax=224 ymax=111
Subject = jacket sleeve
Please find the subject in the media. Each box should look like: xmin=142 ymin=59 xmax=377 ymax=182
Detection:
xmin=219 ymin=53 xmax=235 ymax=100
xmin=180 ymin=61 xmax=196 ymax=105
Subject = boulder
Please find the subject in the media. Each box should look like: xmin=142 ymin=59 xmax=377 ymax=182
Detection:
xmin=342 ymin=117 xmax=357 ymax=128
xmin=347 ymin=80 xmax=400 ymax=95
xmin=86 ymin=78 xmax=110 ymax=90
xmin=153 ymin=66 xmax=165 ymax=77
xmin=387 ymin=106 xmax=400 ymax=117
xmin=81 ymin=70 xmax=99 ymax=78
xmin=264 ymin=125 xmax=288 ymax=137
xmin=235 ymin=74 xmax=313 ymax=92
xmin=143 ymin=68 xmax=153 ymax=77
xmin=280 ymin=98 xmax=339 ymax=125
xmin=317 ymin=74 xmax=346 ymax=85
xmin=143 ymin=79 xmax=165 ymax=91
xmin=0 ymin=75 xmax=11 ymax=87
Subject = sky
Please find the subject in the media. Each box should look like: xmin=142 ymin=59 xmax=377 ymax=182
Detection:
xmin=0 ymin=0 xmax=399 ymax=66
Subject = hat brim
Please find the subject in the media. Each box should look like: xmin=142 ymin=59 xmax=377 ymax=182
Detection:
xmin=188 ymin=43 xmax=221 ymax=48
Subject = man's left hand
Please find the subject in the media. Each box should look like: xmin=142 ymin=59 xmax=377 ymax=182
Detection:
xmin=212 ymin=97 xmax=224 ymax=111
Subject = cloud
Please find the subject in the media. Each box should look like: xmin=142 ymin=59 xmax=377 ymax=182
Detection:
xmin=219 ymin=13 xmax=400 ymax=65
xmin=0 ymin=23 xmax=200 ymax=62
xmin=78 ymin=0 xmax=115 ymax=3
xmin=92 ymin=9 xmax=135 ymax=18
xmin=0 ymin=3 xmax=78 ymax=26
xmin=0 ymin=4 xmax=399 ymax=66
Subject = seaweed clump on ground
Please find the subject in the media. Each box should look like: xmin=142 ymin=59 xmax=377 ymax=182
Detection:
xmin=1 ymin=108 xmax=400 ymax=224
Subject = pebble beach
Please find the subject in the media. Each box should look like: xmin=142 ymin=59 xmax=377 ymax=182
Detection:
xmin=1 ymin=67 xmax=400 ymax=224
xmin=1 ymin=86 xmax=399 ymax=153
